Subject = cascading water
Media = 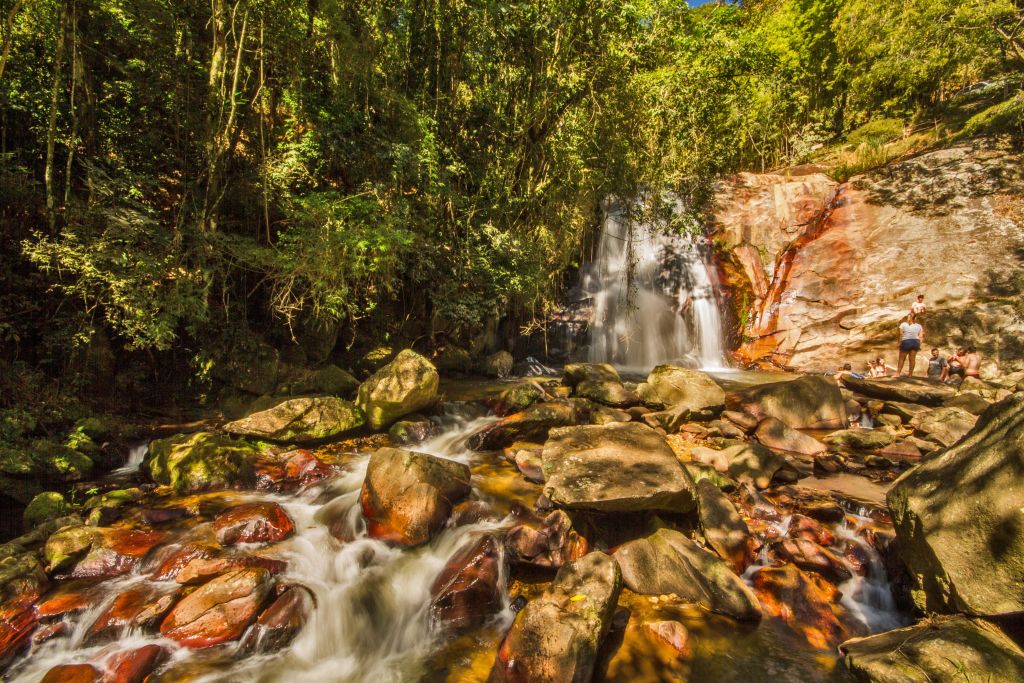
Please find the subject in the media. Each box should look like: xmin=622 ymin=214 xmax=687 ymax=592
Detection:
xmin=581 ymin=198 xmax=727 ymax=371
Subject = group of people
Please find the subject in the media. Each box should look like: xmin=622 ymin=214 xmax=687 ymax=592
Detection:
xmin=836 ymin=295 xmax=983 ymax=382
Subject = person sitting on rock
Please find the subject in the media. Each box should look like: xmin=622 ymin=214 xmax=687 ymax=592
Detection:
xmin=947 ymin=347 xmax=967 ymax=383
xmin=835 ymin=363 xmax=865 ymax=383
xmin=897 ymin=313 xmax=924 ymax=376
xmin=870 ymin=357 xmax=890 ymax=378
xmin=927 ymin=347 xmax=948 ymax=382
xmin=911 ymin=294 xmax=926 ymax=317
xmin=964 ymin=346 xmax=982 ymax=379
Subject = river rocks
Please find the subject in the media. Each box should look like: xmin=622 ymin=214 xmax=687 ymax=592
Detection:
xmin=160 ymin=567 xmax=273 ymax=648
xmin=356 ymin=349 xmax=439 ymax=430
xmin=40 ymin=664 xmax=102 ymax=683
xmin=86 ymin=584 xmax=178 ymax=641
xmin=104 ymin=644 xmax=169 ymax=683
xmin=480 ymin=350 xmax=514 ymax=378
xmin=696 ymin=479 xmax=752 ymax=572
xmin=224 ymin=397 xmax=365 ymax=443
xmin=213 ymin=502 xmax=295 ymax=546
xmin=908 ymin=406 xmax=977 ymax=447
xmin=24 ymin=492 xmax=69 ymax=531
xmin=750 ymin=564 xmax=844 ymax=650
xmin=541 ymin=422 xmax=697 ymax=513
xmin=430 ymin=534 xmax=504 ymax=632
xmin=773 ymin=538 xmax=851 ymax=583
xmin=640 ymin=364 xmax=725 ymax=411
xmin=644 ymin=620 xmax=692 ymax=657
xmin=360 ymin=447 xmax=471 ymax=546
xmin=841 ymin=377 xmax=954 ymax=407
xmin=388 ymin=415 xmax=439 ymax=445
xmin=944 ymin=391 xmax=993 ymax=415
xmin=691 ymin=442 xmax=787 ymax=489
xmin=242 ymin=585 xmax=314 ymax=653
xmin=495 ymin=381 xmax=549 ymax=416
xmin=278 ymin=364 xmax=360 ymax=397
xmin=727 ymin=375 xmax=846 ymax=429
xmin=574 ymin=379 xmax=639 ymax=408
xmin=887 ymin=392 xmax=1024 ymax=615
xmin=490 ymin=551 xmax=622 ymax=683
xmin=44 ymin=526 xmax=166 ymax=578
xmin=468 ymin=401 xmax=579 ymax=451
xmin=614 ymin=528 xmax=761 ymax=621
xmin=840 ymin=616 xmax=1024 ymax=683
xmin=822 ymin=429 xmax=895 ymax=450
xmin=143 ymin=432 xmax=256 ymax=494
xmin=563 ymin=362 xmax=620 ymax=386
xmin=755 ymin=417 xmax=827 ymax=456
xmin=0 ymin=600 xmax=38 ymax=667
xmin=505 ymin=510 xmax=588 ymax=568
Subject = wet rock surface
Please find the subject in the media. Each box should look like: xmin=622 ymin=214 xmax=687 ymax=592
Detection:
xmin=160 ymin=567 xmax=273 ymax=648
xmin=224 ymin=396 xmax=366 ymax=443
xmin=430 ymin=534 xmax=504 ymax=632
xmin=356 ymin=349 xmax=440 ymax=430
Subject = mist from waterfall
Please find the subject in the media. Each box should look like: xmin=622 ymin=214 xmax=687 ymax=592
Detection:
xmin=581 ymin=198 xmax=727 ymax=371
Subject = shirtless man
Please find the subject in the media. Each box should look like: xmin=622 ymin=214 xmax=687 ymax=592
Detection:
xmin=947 ymin=347 xmax=967 ymax=383
xmin=963 ymin=346 xmax=982 ymax=378
xmin=911 ymin=294 xmax=926 ymax=317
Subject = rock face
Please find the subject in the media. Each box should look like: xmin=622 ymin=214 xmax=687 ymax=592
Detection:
xmin=714 ymin=143 xmax=1024 ymax=375
xmin=614 ymin=528 xmax=761 ymax=621
xmin=224 ymin=397 xmax=365 ymax=443
xmin=143 ymin=432 xmax=256 ymax=494
xmin=490 ymin=551 xmax=622 ymax=683
xmin=160 ymin=567 xmax=273 ymax=648
xmin=430 ymin=534 xmax=504 ymax=632
xmin=887 ymin=392 xmax=1024 ymax=615
xmin=356 ymin=349 xmax=439 ymax=430
xmin=541 ymin=422 xmax=697 ymax=513
xmin=727 ymin=376 xmax=846 ymax=429
xmin=641 ymin=365 xmax=725 ymax=411
xmin=360 ymin=447 xmax=471 ymax=546
xmin=840 ymin=616 xmax=1024 ymax=682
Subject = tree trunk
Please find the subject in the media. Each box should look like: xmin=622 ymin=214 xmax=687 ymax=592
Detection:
xmin=45 ymin=1 xmax=69 ymax=233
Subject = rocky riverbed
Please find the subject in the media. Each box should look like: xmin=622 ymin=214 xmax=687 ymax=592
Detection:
xmin=2 ymin=351 xmax=1023 ymax=682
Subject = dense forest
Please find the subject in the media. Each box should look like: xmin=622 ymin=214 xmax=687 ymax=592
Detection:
xmin=1 ymin=0 xmax=1021 ymax=423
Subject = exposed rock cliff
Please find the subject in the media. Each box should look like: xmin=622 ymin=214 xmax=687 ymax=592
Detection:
xmin=712 ymin=139 xmax=1024 ymax=377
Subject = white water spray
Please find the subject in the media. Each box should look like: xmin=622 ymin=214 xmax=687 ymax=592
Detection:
xmin=582 ymin=198 xmax=727 ymax=371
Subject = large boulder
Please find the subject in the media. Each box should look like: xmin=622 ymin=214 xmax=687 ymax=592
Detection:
xmin=504 ymin=510 xmax=589 ymax=569
xmin=887 ymin=393 xmax=1024 ymax=615
xmin=223 ymin=396 xmax=365 ymax=443
xmin=696 ymin=479 xmax=753 ymax=572
xmin=467 ymin=401 xmax=579 ymax=451
xmin=143 ymin=432 xmax=256 ymax=494
xmin=359 ymin=447 xmax=471 ymax=546
xmin=495 ymin=381 xmax=549 ymax=416
xmin=356 ymin=349 xmax=439 ymax=430
xmin=563 ymin=362 xmax=620 ymax=386
xmin=277 ymin=364 xmax=359 ymax=397
xmin=640 ymin=365 xmax=725 ymax=411
xmin=241 ymin=585 xmax=314 ymax=653
xmin=574 ymin=379 xmax=639 ymax=408
xmin=754 ymin=417 xmax=827 ymax=456
xmin=212 ymin=502 xmax=295 ymax=546
xmin=160 ymin=567 xmax=273 ymax=648
xmin=726 ymin=375 xmax=847 ymax=429
xmin=841 ymin=376 xmax=955 ymax=407
xmin=480 ymin=350 xmax=514 ymax=378
xmin=908 ymin=406 xmax=977 ymax=447
xmin=613 ymin=528 xmax=761 ymax=621
xmin=690 ymin=442 xmax=787 ymax=489
xmin=45 ymin=526 xmax=166 ymax=577
xmin=541 ymin=422 xmax=697 ymax=513
xmin=750 ymin=564 xmax=845 ymax=650
xmin=840 ymin=616 xmax=1024 ymax=682
xmin=430 ymin=534 xmax=504 ymax=632
xmin=490 ymin=551 xmax=621 ymax=683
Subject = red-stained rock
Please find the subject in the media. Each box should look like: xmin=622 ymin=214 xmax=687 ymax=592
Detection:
xmin=145 ymin=543 xmax=220 ymax=582
xmin=241 ymin=586 xmax=314 ymax=653
xmin=789 ymin=514 xmax=836 ymax=547
xmin=212 ymin=502 xmax=295 ymax=546
xmin=56 ymin=529 xmax=168 ymax=580
xmin=174 ymin=555 xmax=286 ymax=585
xmin=430 ymin=535 xmax=504 ymax=632
xmin=160 ymin=567 xmax=273 ymax=648
xmin=751 ymin=564 xmax=846 ymax=650
xmin=86 ymin=584 xmax=179 ymax=642
xmin=0 ymin=602 xmax=37 ymax=667
xmin=32 ymin=621 xmax=70 ymax=645
xmin=843 ymin=541 xmax=873 ymax=576
xmin=34 ymin=581 xmax=103 ymax=620
xmin=103 ymin=644 xmax=168 ymax=683
xmin=283 ymin=450 xmax=335 ymax=489
xmin=644 ymin=620 xmax=692 ymax=657
xmin=40 ymin=664 xmax=102 ymax=683
xmin=140 ymin=508 xmax=189 ymax=525
xmin=505 ymin=510 xmax=588 ymax=569
xmin=774 ymin=538 xmax=852 ymax=583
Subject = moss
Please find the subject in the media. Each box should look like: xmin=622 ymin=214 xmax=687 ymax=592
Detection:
xmin=144 ymin=432 xmax=257 ymax=493
xmin=24 ymin=491 xmax=69 ymax=529
xmin=956 ymin=94 xmax=1024 ymax=140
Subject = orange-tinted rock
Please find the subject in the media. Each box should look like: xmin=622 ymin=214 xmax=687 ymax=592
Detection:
xmin=35 ymin=581 xmax=102 ymax=619
xmin=160 ymin=567 xmax=273 ymax=648
xmin=789 ymin=514 xmax=836 ymax=547
xmin=86 ymin=585 xmax=179 ymax=642
xmin=140 ymin=507 xmax=189 ymax=525
xmin=644 ymin=620 xmax=692 ymax=657
xmin=212 ymin=502 xmax=295 ymax=546
xmin=241 ymin=586 xmax=314 ymax=653
xmin=0 ymin=602 xmax=37 ymax=667
xmin=40 ymin=664 xmax=102 ymax=683
xmin=104 ymin=644 xmax=168 ymax=683
xmin=430 ymin=535 xmax=503 ymax=632
xmin=751 ymin=564 xmax=845 ymax=650
xmin=174 ymin=555 xmax=286 ymax=585
xmin=505 ymin=510 xmax=588 ymax=569
xmin=283 ymin=450 xmax=334 ymax=489
xmin=146 ymin=543 xmax=220 ymax=581
xmin=32 ymin=621 xmax=70 ymax=645
xmin=467 ymin=401 xmax=579 ymax=451
xmin=774 ymin=538 xmax=852 ymax=583
xmin=66 ymin=529 xmax=168 ymax=579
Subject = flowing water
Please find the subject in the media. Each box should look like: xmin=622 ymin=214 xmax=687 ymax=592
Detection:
xmin=581 ymin=198 xmax=727 ymax=371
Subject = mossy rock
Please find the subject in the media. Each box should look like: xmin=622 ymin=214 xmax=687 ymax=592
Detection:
xmin=24 ymin=492 xmax=69 ymax=530
xmin=356 ymin=350 xmax=439 ymax=430
xmin=357 ymin=345 xmax=397 ymax=377
xmin=143 ymin=432 xmax=257 ymax=494
xmin=434 ymin=346 xmax=474 ymax=374
xmin=224 ymin=396 xmax=366 ymax=443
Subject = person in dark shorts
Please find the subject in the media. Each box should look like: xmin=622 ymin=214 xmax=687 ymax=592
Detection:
xmin=897 ymin=314 xmax=923 ymax=376
xmin=947 ymin=347 xmax=967 ymax=383
xmin=927 ymin=347 xmax=948 ymax=381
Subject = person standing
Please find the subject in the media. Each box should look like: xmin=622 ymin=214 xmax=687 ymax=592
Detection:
xmin=897 ymin=314 xmax=924 ymax=376
xmin=927 ymin=347 xmax=948 ymax=382
xmin=911 ymin=294 xmax=926 ymax=316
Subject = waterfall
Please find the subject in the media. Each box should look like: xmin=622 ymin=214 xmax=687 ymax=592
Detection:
xmin=581 ymin=198 xmax=727 ymax=371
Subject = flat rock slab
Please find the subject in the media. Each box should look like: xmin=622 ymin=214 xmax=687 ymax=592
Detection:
xmin=840 ymin=616 xmax=1024 ymax=682
xmin=542 ymin=422 xmax=696 ymax=513
xmin=727 ymin=375 xmax=846 ymax=429
xmin=908 ymin=406 xmax=977 ymax=447
xmin=841 ymin=376 xmax=955 ymax=407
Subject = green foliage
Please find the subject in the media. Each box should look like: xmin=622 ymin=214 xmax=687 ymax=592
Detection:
xmin=846 ymin=118 xmax=905 ymax=146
